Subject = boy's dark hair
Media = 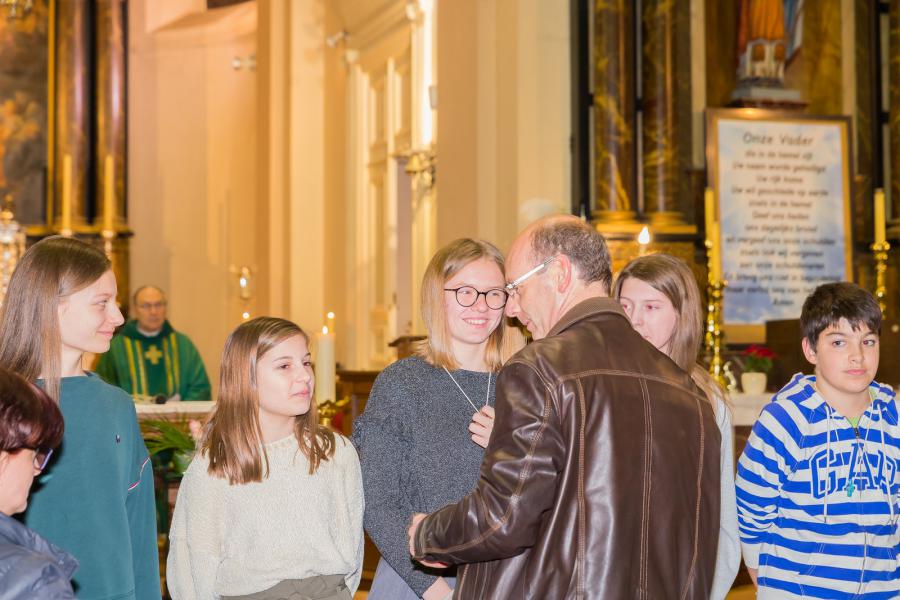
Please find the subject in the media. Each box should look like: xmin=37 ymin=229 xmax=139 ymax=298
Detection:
xmin=800 ymin=282 xmax=882 ymax=346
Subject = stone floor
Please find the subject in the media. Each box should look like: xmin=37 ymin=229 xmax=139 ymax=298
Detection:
xmin=351 ymin=585 xmax=757 ymax=599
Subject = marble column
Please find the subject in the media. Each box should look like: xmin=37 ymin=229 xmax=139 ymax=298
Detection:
xmin=593 ymin=0 xmax=637 ymax=223
xmin=641 ymin=0 xmax=686 ymax=226
xmin=53 ymin=0 xmax=90 ymax=231
xmin=95 ymin=0 xmax=127 ymax=232
xmin=854 ymin=0 xmax=876 ymax=242
xmin=890 ymin=1 xmax=900 ymax=236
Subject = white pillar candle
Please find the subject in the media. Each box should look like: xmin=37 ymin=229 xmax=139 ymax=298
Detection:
xmin=314 ymin=326 xmax=336 ymax=404
xmin=704 ymin=187 xmax=722 ymax=281
xmin=61 ymin=154 xmax=73 ymax=233
xmin=103 ymin=154 xmax=115 ymax=232
xmin=875 ymin=188 xmax=886 ymax=245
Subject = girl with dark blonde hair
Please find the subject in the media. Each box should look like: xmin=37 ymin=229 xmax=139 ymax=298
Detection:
xmin=0 ymin=235 xmax=160 ymax=599
xmin=614 ymin=253 xmax=740 ymax=600
xmin=352 ymin=238 xmax=524 ymax=600
xmin=167 ymin=317 xmax=363 ymax=600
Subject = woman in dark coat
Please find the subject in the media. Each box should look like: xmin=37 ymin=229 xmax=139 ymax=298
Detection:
xmin=0 ymin=367 xmax=76 ymax=599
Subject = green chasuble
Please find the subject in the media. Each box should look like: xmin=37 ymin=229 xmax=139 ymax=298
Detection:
xmin=96 ymin=319 xmax=211 ymax=400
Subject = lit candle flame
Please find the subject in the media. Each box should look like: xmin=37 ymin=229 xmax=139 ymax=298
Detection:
xmin=326 ymin=311 xmax=335 ymax=319
xmin=637 ymin=226 xmax=651 ymax=245
xmin=322 ymin=325 xmax=329 ymax=334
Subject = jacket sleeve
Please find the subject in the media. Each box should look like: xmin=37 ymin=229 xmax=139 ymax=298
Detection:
xmin=413 ymin=361 xmax=564 ymax=564
xmin=179 ymin=336 xmax=211 ymax=400
xmin=350 ymin=374 xmax=441 ymax=597
xmin=166 ymin=458 xmax=224 ymax=600
xmin=0 ymin=554 xmax=76 ymax=600
xmin=30 ymin=564 xmax=77 ymax=599
xmin=734 ymin=401 xmax=800 ymax=569
xmin=340 ymin=439 xmax=365 ymax=595
xmin=125 ymin=408 xmax=162 ymax=600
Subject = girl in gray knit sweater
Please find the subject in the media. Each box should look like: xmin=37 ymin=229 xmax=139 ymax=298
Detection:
xmin=352 ymin=239 xmax=524 ymax=600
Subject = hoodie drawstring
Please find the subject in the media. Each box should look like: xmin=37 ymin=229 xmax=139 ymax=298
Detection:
xmin=877 ymin=404 xmax=897 ymax=525
xmin=824 ymin=404 xmax=832 ymax=523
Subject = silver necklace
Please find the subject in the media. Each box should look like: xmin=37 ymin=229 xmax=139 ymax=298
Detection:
xmin=443 ymin=367 xmax=491 ymax=412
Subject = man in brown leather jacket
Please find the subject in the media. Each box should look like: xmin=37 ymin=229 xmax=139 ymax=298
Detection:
xmin=408 ymin=215 xmax=721 ymax=599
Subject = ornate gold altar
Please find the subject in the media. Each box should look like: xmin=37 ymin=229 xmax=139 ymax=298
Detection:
xmin=0 ymin=0 xmax=131 ymax=309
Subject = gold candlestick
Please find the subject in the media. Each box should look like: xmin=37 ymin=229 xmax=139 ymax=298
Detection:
xmin=872 ymin=241 xmax=890 ymax=316
xmin=60 ymin=153 xmax=73 ymax=236
xmin=317 ymin=396 xmax=350 ymax=431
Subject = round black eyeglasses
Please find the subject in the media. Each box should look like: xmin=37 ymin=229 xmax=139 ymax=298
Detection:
xmin=444 ymin=286 xmax=509 ymax=310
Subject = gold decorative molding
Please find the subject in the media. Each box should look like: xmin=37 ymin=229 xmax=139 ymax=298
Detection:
xmin=400 ymin=146 xmax=436 ymax=191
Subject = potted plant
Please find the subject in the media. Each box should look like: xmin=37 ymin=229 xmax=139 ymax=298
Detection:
xmin=740 ymin=344 xmax=776 ymax=395
xmin=140 ymin=419 xmax=203 ymax=475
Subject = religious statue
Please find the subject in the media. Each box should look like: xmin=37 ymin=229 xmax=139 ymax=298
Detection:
xmin=736 ymin=0 xmax=786 ymax=84
xmin=732 ymin=0 xmax=804 ymax=106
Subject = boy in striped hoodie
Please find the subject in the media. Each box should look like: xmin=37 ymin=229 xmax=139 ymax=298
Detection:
xmin=736 ymin=282 xmax=900 ymax=599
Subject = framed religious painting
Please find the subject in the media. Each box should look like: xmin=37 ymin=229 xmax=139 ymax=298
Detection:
xmin=706 ymin=108 xmax=853 ymax=343
xmin=1 ymin=0 xmax=127 ymax=236
xmin=0 ymin=0 xmax=52 ymax=226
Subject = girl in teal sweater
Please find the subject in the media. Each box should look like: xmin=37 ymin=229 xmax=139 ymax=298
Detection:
xmin=0 ymin=236 xmax=160 ymax=600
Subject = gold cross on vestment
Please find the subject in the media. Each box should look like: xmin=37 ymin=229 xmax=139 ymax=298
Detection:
xmin=144 ymin=345 xmax=163 ymax=365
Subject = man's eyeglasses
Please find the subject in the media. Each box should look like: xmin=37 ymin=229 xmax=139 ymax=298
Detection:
xmin=444 ymin=286 xmax=509 ymax=310
xmin=136 ymin=302 xmax=166 ymax=311
xmin=505 ymin=256 xmax=556 ymax=295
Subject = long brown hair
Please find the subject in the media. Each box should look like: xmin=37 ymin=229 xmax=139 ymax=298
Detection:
xmin=614 ymin=254 xmax=722 ymax=409
xmin=202 ymin=317 xmax=336 ymax=484
xmin=416 ymin=238 xmax=524 ymax=371
xmin=0 ymin=236 xmax=111 ymax=402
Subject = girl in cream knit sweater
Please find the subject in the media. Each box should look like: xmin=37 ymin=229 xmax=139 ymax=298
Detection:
xmin=167 ymin=317 xmax=364 ymax=600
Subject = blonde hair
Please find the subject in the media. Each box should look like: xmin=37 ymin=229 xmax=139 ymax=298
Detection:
xmin=614 ymin=253 xmax=721 ymax=409
xmin=0 ymin=236 xmax=112 ymax=402
xmin=202 ymin=317 xmax=336 ymax=484
xmin=416 ymin=238 xmax=524 ymax=370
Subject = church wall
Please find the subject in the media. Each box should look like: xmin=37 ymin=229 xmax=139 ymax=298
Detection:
xmin=285 ymin=0 xmax=327 ymax=344
xmin=323 ymin=5 xmax=349 ymax=370
xmin=128 ymin=1 xmax=260 ymax=394
xmin=438 ymin=0 xmax=570 ymax=255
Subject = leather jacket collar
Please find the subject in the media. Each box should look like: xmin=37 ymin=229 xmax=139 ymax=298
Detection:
xmin=547 ymin=296 xmax=628 ymax=338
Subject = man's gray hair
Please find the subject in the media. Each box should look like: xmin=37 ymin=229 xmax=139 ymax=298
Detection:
xmin=530 ymin=218 xmax=612 ymax=291
xmin=133 ymin=285 xmax=166 ymax=305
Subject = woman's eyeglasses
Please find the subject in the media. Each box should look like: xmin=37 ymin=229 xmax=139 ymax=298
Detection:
xmin=444 ymin=286 xmax=509 ymax=310
xmin=33 ymin=448 xmax=53 ymax=472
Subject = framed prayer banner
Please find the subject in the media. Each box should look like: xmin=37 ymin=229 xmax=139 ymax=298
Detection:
xmin=706 ymin=109 xmax=853 ymax=342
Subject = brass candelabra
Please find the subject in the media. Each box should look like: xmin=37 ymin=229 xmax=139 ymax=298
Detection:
xmin=704 ymin=239 xmax=728 ymax=389
xmin=0 ymin=194 xmax=25 ymax=307
xmin=872 ymin=241 xmax=890 ymax=316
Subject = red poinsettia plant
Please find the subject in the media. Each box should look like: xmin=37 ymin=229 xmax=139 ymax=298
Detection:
xmin=742 ymin=344 xmax=776 ymax=374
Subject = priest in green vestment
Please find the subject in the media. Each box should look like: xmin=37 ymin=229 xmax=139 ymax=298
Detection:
xmin=96 ymin=285 xmax=211 ymax=400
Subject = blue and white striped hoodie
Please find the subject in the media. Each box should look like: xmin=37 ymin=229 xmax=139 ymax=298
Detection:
xmin=735 ymin=373 xmax=900 ymax=599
